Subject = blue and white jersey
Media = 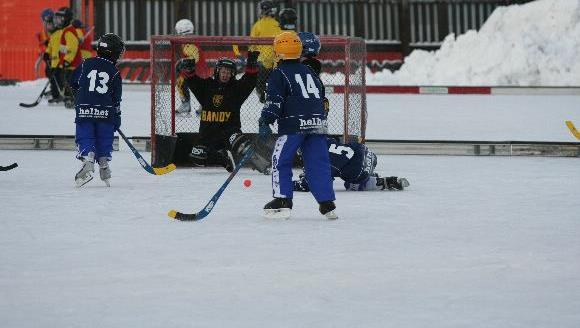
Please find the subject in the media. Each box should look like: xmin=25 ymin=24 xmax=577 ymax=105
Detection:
xmin=70 ymin=57 xmax=122 ymax=122
xmin=261 ymin=60 xmax=327 ymax=135
xmin=327 ymin=138 xmax=377 ymax=184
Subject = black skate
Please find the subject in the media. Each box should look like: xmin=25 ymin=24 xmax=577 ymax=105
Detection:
xmin=378 ymin=176 xmax=409 ymax=191
xmin=319 ymin=201 xmax=338 ymax=220
xmin=263 ymin=198 xmax=293 ymax=219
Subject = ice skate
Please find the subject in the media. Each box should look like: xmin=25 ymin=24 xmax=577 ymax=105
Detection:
xmin=75 ymin=157 xmax=95 ymax=187
xmin=319 ymin=201 xmax=338 ymax=220
xmin=64 ymin=97 xmax=75 ymax=109
xmin=48 ymin=96 xmax=63 ymax=106
xmin=98 ymin=157 xmax=112 ymax=187
xmin=377 ymin=176 xmax=409 ymax=191
xmin=263 ymin=198 xmax=293 ymax=219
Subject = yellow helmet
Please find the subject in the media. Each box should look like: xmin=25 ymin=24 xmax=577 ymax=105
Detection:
xmin=273 ymin=31 xmax=302 ymax=60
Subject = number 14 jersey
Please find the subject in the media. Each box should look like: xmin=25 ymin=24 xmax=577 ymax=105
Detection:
xmin=261 ymin=60 xmax=327 ymax=135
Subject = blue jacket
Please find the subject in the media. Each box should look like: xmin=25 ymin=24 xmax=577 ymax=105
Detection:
xmin=70 ymin=57 xmax=122 ymax=123
xmin=327 ymin=138 xmax=375 ymax=184
xmin=260 ymin=60 xmax=327 ymax=135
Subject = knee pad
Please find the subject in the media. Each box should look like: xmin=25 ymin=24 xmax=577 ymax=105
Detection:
xmin=229 ymin=132 xmax=251 ymax=156
xmin=190 ymin=145 xmax=208 ymax=166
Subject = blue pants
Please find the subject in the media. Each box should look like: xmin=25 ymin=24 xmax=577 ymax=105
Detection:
xmin=271 ymin=134 xmax=335 ymax=203
xmin=75 ymin=121 xmax=115 ymax=160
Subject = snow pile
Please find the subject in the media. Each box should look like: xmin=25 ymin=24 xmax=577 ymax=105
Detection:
xmin=369 ymin=0 xmax=580 ymax=86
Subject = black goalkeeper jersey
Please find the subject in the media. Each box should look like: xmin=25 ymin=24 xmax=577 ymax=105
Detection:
xmin=185 ymin=71 xmax=257 ymax=147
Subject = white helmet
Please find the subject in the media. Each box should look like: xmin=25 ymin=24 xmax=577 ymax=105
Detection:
xmin=175 ymin=19 xmax=194 ymax=35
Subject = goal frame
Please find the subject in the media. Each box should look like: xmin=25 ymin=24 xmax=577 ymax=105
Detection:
xmin=150 ymin=35 xmax=367 ymax=166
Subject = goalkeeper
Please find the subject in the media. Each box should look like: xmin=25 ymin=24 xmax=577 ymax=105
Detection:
xmin=176 ymin=53 xmax=270 ymax=174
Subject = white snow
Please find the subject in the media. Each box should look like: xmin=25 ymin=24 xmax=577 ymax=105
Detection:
xmin=1 ymin=1 xmax=580 ymax=325
xmin=370 ymin=0 xmax=580 ymax=86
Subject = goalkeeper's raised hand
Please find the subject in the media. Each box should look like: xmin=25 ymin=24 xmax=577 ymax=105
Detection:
xmin=176 ymin=58 xmax=196 ymax=78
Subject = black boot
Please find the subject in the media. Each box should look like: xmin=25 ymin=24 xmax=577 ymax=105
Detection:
xmin=377 ymin=176 xmax=409 ymax=191
xmin=263 ymin=198 xmax=293 ymax=219
xmin=216 ymin=149 xmax=235 ymax=172
xmin=319 ymin=201 xmax=338 ymax=220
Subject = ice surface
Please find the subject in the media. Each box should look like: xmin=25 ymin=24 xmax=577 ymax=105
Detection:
xmin=1 ymin=150 xmax=579 ymax=327
xmin=2 ymin=1 xmax=580 ymax=323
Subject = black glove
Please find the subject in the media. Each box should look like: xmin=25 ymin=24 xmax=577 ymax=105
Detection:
xmin=176 ymin=58 xmax=196 ymax=76
xmin=258 ymin=117 xmax=272 ymax=141
xmin=43 ymin=52 xmax=50 ymax=62
xmin=114 ymin=111 xmax=121 ymax=130
xmin=247 ymin=51 xmax=260 ymax=68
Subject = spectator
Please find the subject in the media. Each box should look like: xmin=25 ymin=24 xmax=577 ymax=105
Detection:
xmin=38 ymin=9 xmax=55 ymax=79
xmin=72 ymin=19 xmax=94 ymax=59
xmin=249 ymin=0 xmax=282 ymax=103
xmin=173 ymin=18 xmax=204 ymax=114
xmin=45 ymin=9 xmax=65 ymax=104
xmin=54 ymin=7 xmax=82 ymax=108
xmin=278 ymin=8 xmax=298 ymax=31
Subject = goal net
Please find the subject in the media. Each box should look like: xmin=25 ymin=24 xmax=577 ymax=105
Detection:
xmin=150 ymin=35 xmax=366 ymax=166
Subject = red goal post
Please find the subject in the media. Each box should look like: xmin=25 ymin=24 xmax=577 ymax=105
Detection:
xmin=150 ymin=35 xmax=366 ymax=166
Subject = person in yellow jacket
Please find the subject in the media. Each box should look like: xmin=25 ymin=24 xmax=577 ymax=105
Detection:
xmin=45 ymin=23 xmax=65 ymax=103
xmin=72 ymin=19 xmax=94 ymax=59
xmin=249 ymin=0 xmax=282 ymax=103
xmin=55 ymin=7 xmax=82 ymax=108
xmin=174 ymin=18 xmax=207 ymax=114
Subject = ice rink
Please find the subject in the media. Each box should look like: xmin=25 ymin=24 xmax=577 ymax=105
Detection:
xmin=1 ymin=80 xmax=580 ymax=326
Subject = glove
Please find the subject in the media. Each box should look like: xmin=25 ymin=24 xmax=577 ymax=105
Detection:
xmin=247 ymin=51 xmax=260 ymax=68
xmin=113 ymin=112 xmax=121 ymax=130
xmin=43 ymin=52 xmax=50 ymax=62
xmin=258 ymin=117 xmax=272 ymax=141
xmin=176 ymin=58 xmax=196 ymax=78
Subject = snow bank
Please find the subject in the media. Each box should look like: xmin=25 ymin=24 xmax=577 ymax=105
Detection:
xmin=370 ymin=0 xmax=580 ymax=86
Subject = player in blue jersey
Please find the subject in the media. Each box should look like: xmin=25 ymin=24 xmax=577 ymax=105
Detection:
xmin=259 ymin=31 xmax=337 ymax=220
xmin=297 ymin=31 xmax=331 ymax=114
xmin=293 ymin=137 xmax=410 ymax=192
xmin=69 ymin=33 xmax=124 ymax=187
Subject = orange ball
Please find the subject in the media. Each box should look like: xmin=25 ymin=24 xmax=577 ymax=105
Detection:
xmin=243 ymin=179 xmax=252 ymax=187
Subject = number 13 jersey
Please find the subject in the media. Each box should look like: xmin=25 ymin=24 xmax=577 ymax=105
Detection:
xmin=70 ymin=57 xmax=122 ymax=122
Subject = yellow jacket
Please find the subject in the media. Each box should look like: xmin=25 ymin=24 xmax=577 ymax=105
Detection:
xmin=75 ymin=28 xmax=92 ymax=59
xmin=249 ymin=16 xmax=282 ymax=69
xmin=60 ymin=25 xmax=81 ymax=69
xmin=45 ymin=29 xmax=63 ymax=68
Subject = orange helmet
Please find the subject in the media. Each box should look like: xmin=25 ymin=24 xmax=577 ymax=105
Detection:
xmin=273 ymin=31 xmax=302 ymax=60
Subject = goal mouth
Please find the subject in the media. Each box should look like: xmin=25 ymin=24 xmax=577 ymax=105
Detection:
xmin=150 ymin=35 xmax=366 ymax=167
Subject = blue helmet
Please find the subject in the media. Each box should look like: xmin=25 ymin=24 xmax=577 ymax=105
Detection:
xmin=41 ymin=8 xmax=54 ymax=22
xmin=298 ymin=32 xmax=321 ymax=57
